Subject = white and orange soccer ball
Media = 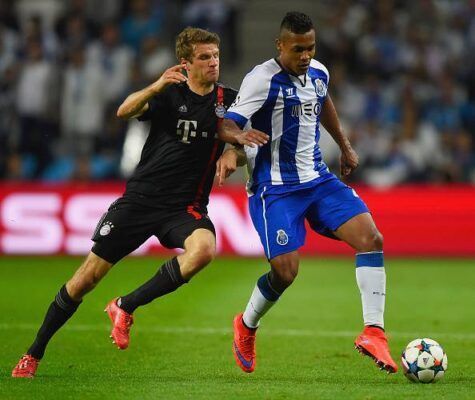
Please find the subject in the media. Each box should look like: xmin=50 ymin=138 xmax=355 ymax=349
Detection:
xmin=401 ymin=338 xmax=448 ymax=383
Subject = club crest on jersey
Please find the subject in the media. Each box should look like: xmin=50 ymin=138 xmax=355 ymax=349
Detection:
xmin=276 ymin=229 xmax=288 ymax=246
xmin=215 ymin=103 xmax=226 ymax=118
xmin=99 ymin=221 xmax=114 ymax=236
xmin=178 ymin=104 xmax=188 ymax=113
xmin=315 ymin=79 xmax=327 ymax=97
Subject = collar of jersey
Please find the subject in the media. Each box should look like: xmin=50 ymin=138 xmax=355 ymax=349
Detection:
xmin=273 ymin=58 xmax=307 ymax=86
xmin=182 ymin=82 xmax=217 ymax=102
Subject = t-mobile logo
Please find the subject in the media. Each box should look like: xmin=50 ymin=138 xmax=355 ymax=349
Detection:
xmin=177 ymin=119 xmax=197 ymax=143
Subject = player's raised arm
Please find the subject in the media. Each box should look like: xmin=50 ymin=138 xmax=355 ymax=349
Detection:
xmin=320 ymin=95 xmax=359 ymax=177
xmin=218 ymin=119 xmax=269 ymax=147
xmin=220 ymin=65 xmax=273 ymax=146
xmin=117 ymin=64 xmax=187 ymax=120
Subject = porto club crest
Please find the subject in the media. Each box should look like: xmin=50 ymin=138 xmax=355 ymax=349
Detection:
xmin=276 ymin=229 xmax=289 ymax=246
xmin=314 ymin=79 xmax=327 ymax=97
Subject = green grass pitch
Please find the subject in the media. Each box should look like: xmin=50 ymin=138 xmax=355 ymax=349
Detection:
xmin=1 ymin=256 xmax=474 ymax=399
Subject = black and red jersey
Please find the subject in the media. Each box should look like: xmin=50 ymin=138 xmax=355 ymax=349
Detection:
xmin=124 ymin=82 xmax=237 ymax=212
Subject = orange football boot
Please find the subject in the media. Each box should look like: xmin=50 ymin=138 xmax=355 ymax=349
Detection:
xmin=355 ymin=326 xmax=398 ymax=373
xmin=105 ymin=298 xmax=134 ymax=350
xmin=232 ymin=313 xmax=257 ymax=373
xmin=12 ymin=354 xmax=39 ymax=378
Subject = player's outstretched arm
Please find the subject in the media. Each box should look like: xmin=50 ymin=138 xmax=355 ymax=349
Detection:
xmin=117 ymin=65 xmax=187 ymax=120
xmin=219 ymin=119 xmax=269 ymax=147
xmin=320 ymin=95 xmax=359 ymax=177
xmin=216 ymin=146 xmax=246 ymax=186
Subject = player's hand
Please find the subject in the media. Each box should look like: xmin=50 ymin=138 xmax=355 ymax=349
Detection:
xmin=216 ymin=149 xmax=239 ymax=186
xmin=152 ymin=65 xmax=187 ymax=93
xmin=340 ymin=146 xmax=359 ymax=177
xmin=235 ymin=129 xmax=269 ymax=147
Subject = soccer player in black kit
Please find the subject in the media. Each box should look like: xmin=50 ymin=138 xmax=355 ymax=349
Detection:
xmin=12 ymin=27 xmax=268 ymax=378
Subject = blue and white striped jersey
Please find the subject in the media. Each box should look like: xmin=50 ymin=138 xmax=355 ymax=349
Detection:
xmin=225 ymin=58 xmax=331 ymax=194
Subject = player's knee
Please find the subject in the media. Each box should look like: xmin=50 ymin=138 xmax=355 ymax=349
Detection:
xmin=271 ymin=260 xmax=299 ymax=289
xmin=199 ymin=240 xmax=216 ymax=264
xmin=359 ymin=230 xmax=384 ymax=252
xmin=374 ymin=231 xmax=384 ymax=249
xmin=189 ymin=240 xmax=216 ymax=268
xmin=273 ymin=267 xmax=298 ymax=288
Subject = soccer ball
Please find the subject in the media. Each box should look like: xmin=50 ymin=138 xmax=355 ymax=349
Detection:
xmin=401 ymin=338 xmax=448 ymax=383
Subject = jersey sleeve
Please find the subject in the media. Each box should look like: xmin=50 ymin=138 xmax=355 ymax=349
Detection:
xmin=224 ymin=69 xmax=269 ymax=129
xmin=137 ymin=91 xmax=168 ymax=121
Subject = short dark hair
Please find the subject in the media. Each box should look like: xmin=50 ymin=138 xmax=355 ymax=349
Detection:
xmin=280 ymin=11 xmax=314 ymax=34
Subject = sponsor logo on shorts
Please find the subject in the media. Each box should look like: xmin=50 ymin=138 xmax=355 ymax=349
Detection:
xmin=276 ymin=229 xmax=288 ymax=246
xmin=99 ymin=221 xmax=114 ymax=236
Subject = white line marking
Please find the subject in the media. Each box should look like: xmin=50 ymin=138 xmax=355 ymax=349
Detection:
xmin=0 ymin=323 xmax=473 ymax=341
xmin=260 ymin=186 xmax=270 ymax=259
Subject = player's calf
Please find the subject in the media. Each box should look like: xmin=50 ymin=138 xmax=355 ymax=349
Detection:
xmin=178 ymin=228 xmax=216 ymax=279
xmin=67 ymin=252 xmax=113 ymax=300
xmin=269 ymin=252 xmax=299 ymax=292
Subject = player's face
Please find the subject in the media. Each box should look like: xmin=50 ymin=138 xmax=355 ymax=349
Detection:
xmin=186 ymin=43 xmax=220 ymax=85
xmin=277 ymin=29 xmax=316 ymax=76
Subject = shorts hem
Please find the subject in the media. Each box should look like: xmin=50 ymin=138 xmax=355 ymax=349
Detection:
xmin=159 ymin=217 xmax=216 ymax=249
xmin=267 ymin=243 xmax=304 ymax=261
xmin=329 ymin=209 xmax=370 ymax=232
xmin=91 ymin=246 xmax=121 ymax=265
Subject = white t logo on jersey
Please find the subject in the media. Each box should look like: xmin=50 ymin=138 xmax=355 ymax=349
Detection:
xmin=177 ymin=119 xmax=197 ymax=144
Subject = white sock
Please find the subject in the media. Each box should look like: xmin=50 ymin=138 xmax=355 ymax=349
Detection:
xmin=242 ymin=275 xmax=280 ymax=328
xmin=242 ymin=285 xmax=276 ymax=328
xmin=355 ymin=252 xmax=386 ymax=328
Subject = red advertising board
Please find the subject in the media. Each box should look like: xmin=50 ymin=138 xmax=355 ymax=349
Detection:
xmin=0 ymin=183 xmax=474 ymax=257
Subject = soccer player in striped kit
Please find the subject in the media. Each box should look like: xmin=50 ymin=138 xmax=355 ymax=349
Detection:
xmin=218 ymin=11 xmax=398 ymax=374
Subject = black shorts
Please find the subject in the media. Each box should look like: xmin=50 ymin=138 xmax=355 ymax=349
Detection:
xmin=91 ymin=198 xmax=215 ymax=264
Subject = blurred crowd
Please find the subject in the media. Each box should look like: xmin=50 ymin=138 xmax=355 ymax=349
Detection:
xmin=0 ymin=0 xmax=239 ymax=181
xmin=319 ymin=0 xmax=475 ymax=186
xmin=0 ymin=0 xmax=474 ymax=186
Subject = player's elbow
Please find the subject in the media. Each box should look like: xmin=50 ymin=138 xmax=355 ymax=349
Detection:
xmin=116 ymin=106 xmax=129 ymax=120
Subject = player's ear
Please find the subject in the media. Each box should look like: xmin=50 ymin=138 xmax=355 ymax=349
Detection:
xmin=180 ymin=58 xmax=190 ymax=71
xmin=275 ymin=38 xmax=282 ymax=53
